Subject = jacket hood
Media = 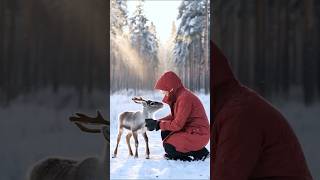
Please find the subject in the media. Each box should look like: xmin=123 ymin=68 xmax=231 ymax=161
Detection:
xmin=154 ymin=71 xmax=183 ymax=92
xmin=212 ymin=41 xmax=236 ymax=89
xmin=211 ymin=41 xmax=239 ymax=115
xmin=154 ymin=71 xmax=184 ymax=104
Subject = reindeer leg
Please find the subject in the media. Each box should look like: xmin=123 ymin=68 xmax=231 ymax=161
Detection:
xmin=126 ymin=132 xmax=133 ymax=156
xmin=143 ymin=132 xmax=150 ymax=159
xmin=113 ymin=128 xmax=123 ymax=158
xmin=132 ymin=131 xmax=139 ymax=158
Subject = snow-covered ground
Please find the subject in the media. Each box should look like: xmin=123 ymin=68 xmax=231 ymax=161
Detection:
xmin=0 ymin=89 xmax=319 ymax=180
xmin=110 ymin=90 xmax=210 ymax=180
xmin=0 ymin=89 xmax=107 ymax=180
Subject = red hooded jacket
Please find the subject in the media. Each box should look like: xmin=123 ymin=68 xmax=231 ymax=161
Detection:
xmin=212 ymin=41 xmax=313 ymax=180
xmin=155 ymin=71 xmax=210 ymax=153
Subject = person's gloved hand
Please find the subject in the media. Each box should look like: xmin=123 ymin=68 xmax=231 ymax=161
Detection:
xmin=145 ymin=119 xmax=160 ymax=131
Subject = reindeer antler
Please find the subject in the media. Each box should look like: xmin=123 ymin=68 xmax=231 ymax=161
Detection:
xmin=69 ymin=111 xmax=109 ymax=125
xmin=69 ymin=111 xmax=110 ymax=142
xmin=132 ymin=96 xmax=147 ymax=104
xmin=74 ymin=122 xmax=101 ymax=133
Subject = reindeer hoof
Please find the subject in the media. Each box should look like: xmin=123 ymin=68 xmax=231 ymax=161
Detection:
xmin=134 ymin=155 xmax=138 ymax=158
xmin=146 ymin=155 xmax=150 ymax=159
xmin=112 ymin=154 xmax=117 ymax=158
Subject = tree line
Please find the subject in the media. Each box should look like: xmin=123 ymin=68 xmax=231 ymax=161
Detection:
xmin=111 ymin=0 xmax=159 ymax=92
xmin=214 ymin=0 xmax=320 ymax=105
xmin=110 ymin=0 xmax=210 ymax=93
xmin=0 ymin=0 xmax=108 ymax=106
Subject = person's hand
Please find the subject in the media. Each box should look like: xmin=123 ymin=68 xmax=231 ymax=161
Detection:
xmin=145 ymin=118 xmax=160 ymax=131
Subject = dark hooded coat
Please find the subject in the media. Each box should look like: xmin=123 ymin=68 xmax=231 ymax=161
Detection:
xmin=212 ymin=41 xmax=312 ymax=180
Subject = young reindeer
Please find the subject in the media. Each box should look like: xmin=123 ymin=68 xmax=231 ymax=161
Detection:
xmin=29 ymin=111 xmax=110 ymax=180
xmin=112 ymin=97 xmax=163 ymax=159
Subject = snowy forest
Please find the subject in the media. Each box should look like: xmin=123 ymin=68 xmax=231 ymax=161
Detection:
xmin=0 ymin=0 xmax=108 ymax=107
xmin=110 ymin=0 xmax=210 ymax=93
xmin=110 ymin=1 xmax=210 ymax=179
xmin=0 ymin=1 xmax=109 ymax=180
xmin=214 ymin=0 xmax=320 ymax=105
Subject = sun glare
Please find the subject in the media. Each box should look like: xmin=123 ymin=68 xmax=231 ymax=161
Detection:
xmin=127 ymin=0 xmax=182 ymax=43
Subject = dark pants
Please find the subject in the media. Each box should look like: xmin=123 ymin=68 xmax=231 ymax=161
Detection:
xmin=161 ymin=130 xmax=209 ymax=161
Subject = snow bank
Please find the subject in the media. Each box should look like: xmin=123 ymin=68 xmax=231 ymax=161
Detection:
xmin=0 ymin=89 xmax=106 ymax=180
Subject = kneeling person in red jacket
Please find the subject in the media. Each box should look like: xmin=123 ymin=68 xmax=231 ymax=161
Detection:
xmin=212 ymin=41 xmax=313 ymax=180
xmin=145 ymin=71 xmax=210 ymax=161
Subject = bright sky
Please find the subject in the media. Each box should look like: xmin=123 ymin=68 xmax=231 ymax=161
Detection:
xmin=127 ymin=0 xmax=182 ymax=43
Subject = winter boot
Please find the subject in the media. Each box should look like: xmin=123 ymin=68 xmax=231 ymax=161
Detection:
xmin=190 ymin=147 xmax=210 ymax=161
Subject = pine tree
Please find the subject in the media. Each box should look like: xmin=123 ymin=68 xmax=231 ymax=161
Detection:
xmin=110 ymin=0 xmax=128 ymax=91
xmin=129 ymin=1 xmax=148 ymax=55
xmin=111 ymin=0 xmax=128 ymax=35
xmin=166 ymin=21 xmax=177 ymax=70
xmin=173 ymin=0 xmax=207 ymax=91
xmin=144 ymin=22 xmax=159 ymax=66
xmin=129 ymin=1 xmax=159 ymax=89
xmin=174 ymin=0 xmax=206 ymax=64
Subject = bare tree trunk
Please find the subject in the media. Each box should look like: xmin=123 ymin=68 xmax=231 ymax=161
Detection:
xmin=303 ymin=0 xmax=316 ymax=105
xmin=5 ymin=0 xmax=17 ymax=104
xmin=0 ymin=0 xmax=5 ymax=94
xmin=254 ymin=0 xmax=266 ymax=96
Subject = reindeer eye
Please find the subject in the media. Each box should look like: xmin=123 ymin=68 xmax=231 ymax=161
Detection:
xmin=150 ymin=102 xmax=154 ymax=105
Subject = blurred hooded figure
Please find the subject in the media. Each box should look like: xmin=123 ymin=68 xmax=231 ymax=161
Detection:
xmin=212 ymin=41 xmax=313 ymax=180
xmin=145 ymin=71 xmax=210 ymax=161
